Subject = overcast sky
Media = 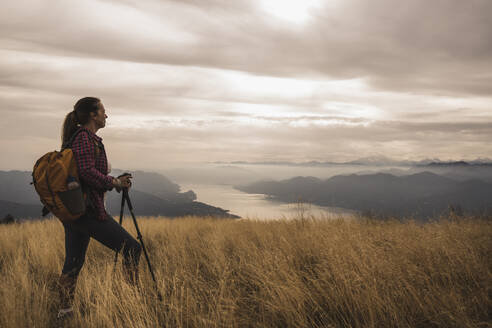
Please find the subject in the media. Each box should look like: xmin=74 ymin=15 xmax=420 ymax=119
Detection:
xmin=1 ymin=0 xmax=491 ymax=171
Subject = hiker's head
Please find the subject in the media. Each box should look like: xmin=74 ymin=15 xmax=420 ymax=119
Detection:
xmin=62 ymin=97 xmax=108 ymax=145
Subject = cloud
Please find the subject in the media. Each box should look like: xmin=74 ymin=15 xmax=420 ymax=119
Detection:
xmin=0 ymin=0 xmax=491 ymax=169
xmin=2 ymin=0 xmax=492 ymax=96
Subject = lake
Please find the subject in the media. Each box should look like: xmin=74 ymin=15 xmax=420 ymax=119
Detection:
xmin=179 ymin=183 xmax=358 ymax=221
xmin=161 ymin=163 xmax=413 ymax=220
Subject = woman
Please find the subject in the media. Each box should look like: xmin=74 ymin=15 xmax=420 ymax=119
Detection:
xmin=57 ymin=97 xmax=142 ymax=319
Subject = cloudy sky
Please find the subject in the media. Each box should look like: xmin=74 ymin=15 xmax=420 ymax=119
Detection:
xmin=1 ymin=0 xmax=491 ymax=171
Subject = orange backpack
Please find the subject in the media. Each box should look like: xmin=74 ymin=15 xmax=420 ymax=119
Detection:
xmin=31 ymin=128 xmax=100 ymax=222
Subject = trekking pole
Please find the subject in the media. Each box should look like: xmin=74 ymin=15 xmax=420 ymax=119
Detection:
xmin=122 ymin=187 xmax=163 ymax=301
xmin=113 ymin=191 xmax=126 ymax=270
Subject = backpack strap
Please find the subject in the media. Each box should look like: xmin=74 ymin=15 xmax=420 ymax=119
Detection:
xmin=61 ymin=127 xmax=86 ymax=151
xmin=62 ymin=127 xmax=101 ymax=158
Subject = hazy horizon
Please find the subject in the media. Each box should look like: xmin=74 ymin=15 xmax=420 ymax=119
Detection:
xmin=2 ymin=0 xmax=492 ymax=172
xmin=2 ymin=155 xmax=491 ymax=174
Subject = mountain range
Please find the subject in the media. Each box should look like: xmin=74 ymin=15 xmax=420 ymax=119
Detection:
xmin=234 ymin=171 xmax=492 ymax=220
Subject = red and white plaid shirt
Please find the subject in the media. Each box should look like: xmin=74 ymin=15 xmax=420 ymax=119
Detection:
xmin=71 ymin=127 xmax=114 ymax=220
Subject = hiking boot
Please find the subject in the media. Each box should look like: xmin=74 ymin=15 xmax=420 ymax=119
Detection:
xmin=58 ymin=273 xmax=77 ymax=309
xmin=57 ymin=306 xmax=74 ymax=320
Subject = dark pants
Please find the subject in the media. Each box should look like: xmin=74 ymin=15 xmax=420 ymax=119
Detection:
xmin=61 ymin=209 xmax=142 ymax=279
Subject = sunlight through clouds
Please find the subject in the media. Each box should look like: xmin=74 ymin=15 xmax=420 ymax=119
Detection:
xmin=258 ymin=0 xmax=325 ymax=24
xmin=321 ymin=101 xmax=384 ymax=120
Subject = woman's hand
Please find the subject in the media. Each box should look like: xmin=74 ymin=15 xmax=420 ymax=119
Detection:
xmin=119 ymin=174 xmax=132 ymax=188
xmin=112 ymin=174 xmax=132 ymax=191
xmin=112 ymin=178 xmax=122 ymax=192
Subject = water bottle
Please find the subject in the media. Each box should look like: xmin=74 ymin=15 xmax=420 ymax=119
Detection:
xmin=67 ymin=175 xmax=80 ymax=190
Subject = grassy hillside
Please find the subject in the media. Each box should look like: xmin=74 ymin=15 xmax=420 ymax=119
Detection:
xmin=0 ymin=215 xmax=490 ymax=327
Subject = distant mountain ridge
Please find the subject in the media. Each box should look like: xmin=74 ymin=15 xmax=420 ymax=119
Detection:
xmin=235 ymin=171 xmax=492 ymax=219
xmin=419 ymin=161 xmax=492 ymax=167
xmin=214 ymin=157 xmax=492 ymax=167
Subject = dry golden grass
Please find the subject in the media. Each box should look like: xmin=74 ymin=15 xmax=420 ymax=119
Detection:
xmin=0 ymin=215 xmax=490 ymax=327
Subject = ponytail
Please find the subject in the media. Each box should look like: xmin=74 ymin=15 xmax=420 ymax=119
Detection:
xmin=60 ymin=97 xmax=101 ymax=148
xmin=61 ymin=111 xmax=80 ymax=148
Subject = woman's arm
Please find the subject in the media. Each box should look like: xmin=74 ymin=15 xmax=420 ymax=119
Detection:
xmin=72 ymin=131 xmax=115 ymax=190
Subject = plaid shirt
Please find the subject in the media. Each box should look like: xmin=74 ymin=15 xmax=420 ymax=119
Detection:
xmin=71 ymin=127 xmax=114 ymax=220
